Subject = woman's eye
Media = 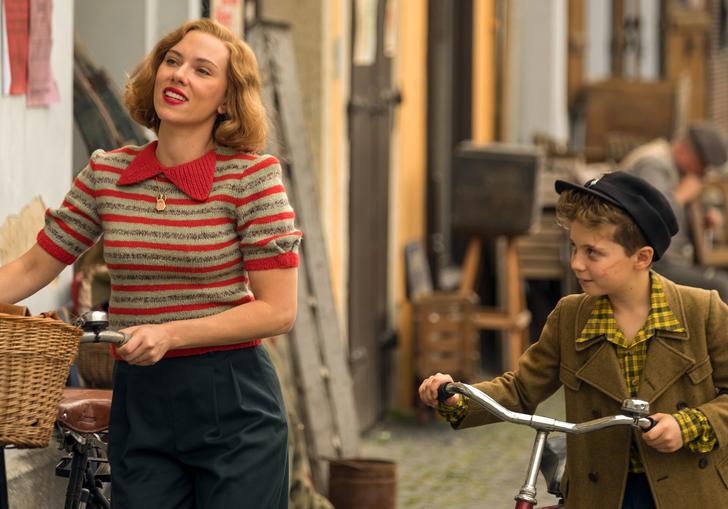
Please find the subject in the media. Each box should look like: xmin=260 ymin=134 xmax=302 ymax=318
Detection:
xmin=165 ymin=58 xmax=178 ymax=66
xmin=198 ymin=68 xmax=211 ymax=76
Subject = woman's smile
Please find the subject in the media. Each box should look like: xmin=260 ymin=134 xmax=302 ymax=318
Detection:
xmin=162 ymin=86 xmax=188 ymax=105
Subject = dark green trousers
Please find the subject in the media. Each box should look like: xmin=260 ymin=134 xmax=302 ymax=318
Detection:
xmin=108 ymin=347 xmax=289 ymax=508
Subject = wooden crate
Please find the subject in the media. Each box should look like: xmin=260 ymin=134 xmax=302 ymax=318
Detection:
xmin=413 ymin=293 xmax=480 ymax=383
xmin=581 ymin=78 xmax=677 ymax=162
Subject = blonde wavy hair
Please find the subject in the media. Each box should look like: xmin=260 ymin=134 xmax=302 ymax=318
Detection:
xmin=124 ymin=19 xmax=268 ymax=153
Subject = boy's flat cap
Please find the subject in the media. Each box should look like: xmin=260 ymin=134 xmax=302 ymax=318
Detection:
xmin=688 ymin=123 xmax=728 ymax=167
xmin=555 ymin=172 xmax=678 ymax=261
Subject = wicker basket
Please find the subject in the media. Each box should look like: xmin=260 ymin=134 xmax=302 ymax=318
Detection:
xmin=0 ymin=314 xmax=81 ymax=448
xmin=76 ymin=342 xmax=115 ymax=389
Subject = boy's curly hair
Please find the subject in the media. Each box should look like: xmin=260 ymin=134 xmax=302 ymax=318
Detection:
xmin=124 ymin=19 xmax=268 ymax=153
xmin=556 ymin=189 xmax=648 ymax=256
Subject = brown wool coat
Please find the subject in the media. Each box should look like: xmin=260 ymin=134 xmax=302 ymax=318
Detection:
xmin=457 ymin=275 xmax=728 ymax=509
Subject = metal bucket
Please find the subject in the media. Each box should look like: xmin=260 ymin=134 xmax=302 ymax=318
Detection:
xmin=328 ymin=458 xmax=397 ymax=509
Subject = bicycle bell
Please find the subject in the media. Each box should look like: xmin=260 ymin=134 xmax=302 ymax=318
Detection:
xmin=621 ymin=399 xmax=650 ymax=418
xmin=78 ymin=310 xmax=110 ymax=333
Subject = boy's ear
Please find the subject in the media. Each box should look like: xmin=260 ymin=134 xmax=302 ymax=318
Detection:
xmin=634 ymin=246 xmax=654 ymax=269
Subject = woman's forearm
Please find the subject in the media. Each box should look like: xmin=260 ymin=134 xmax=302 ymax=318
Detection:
xmin=0 ymin=243 xmax=67 ymax=304
xmin=162 ymin=299 xmax=297 ymax=349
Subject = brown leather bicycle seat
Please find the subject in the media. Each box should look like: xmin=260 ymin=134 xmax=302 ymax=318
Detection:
xmin=57 ymin=388 xmax=113 ymax=433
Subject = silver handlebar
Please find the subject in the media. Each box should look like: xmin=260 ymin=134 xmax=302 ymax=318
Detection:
xmin=79 ymin=330 xmax=129 ymax=346
xmin=446 ymin=382 xmax=653 ymax=433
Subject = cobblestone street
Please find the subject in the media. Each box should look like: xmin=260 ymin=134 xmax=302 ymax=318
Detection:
xmin=361 ymin=388 xmax=565 ymax=509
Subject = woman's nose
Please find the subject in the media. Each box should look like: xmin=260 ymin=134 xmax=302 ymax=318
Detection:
xmin=171 ymin=64 xmax=189 ymax=84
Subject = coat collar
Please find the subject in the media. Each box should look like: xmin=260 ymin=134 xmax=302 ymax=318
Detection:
xmin=573 ymin=272 xmax=689 ymax=352
xmin=116 ymin=141 xmax=217 ymax=201
xmin=573 ymin=274 xmax=694 ymax=404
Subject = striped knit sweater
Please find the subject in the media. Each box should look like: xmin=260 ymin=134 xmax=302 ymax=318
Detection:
xmin=38 ymin=141 xmax=302 ymax=358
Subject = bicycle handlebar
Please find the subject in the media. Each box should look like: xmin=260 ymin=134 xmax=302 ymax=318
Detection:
xmin=80 ymin=330 xmax=129 ymax=347
xmin=438 ymin=382 xmax=656 ymax=433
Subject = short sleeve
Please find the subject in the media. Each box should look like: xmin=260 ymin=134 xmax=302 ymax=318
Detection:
xmin=37 ymin=161 xmax=102 ymax=265
xmin=235 ymin=158 xmax=302 ymax=270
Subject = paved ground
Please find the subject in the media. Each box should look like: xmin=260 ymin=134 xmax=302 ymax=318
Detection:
xmin=361 ymin=387 xmax=566 ymax=509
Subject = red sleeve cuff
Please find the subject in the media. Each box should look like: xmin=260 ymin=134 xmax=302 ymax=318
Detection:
xmin=245 ymin=252 xmax=299 ymax=271
xmin=37 ymin=230 xmax=77 ymax=265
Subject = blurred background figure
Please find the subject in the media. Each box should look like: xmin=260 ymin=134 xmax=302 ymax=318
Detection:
xmin=621 ymin=123 xmax=728 ymax=299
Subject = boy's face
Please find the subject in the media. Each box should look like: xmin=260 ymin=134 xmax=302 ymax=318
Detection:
xmin=569 ymin=220 xmax=645 ymax=297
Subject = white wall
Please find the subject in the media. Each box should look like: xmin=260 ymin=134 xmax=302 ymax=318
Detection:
xmin=74 ymin=0 xmax=200 ymax=92
xmin=0 ymin=2 xmax=75 ymax=312
xmin=638 ymin=0 xmax=660 ymax=80
xmin=72 ymin=0 xmax=200 ymax=168
xmin=507 ymin=0 xmax=569 ymax=144
xmin=585 ymin=0 xmax=660 ymax=81
xmin=585 ymin=0 xmax=611 ymax=81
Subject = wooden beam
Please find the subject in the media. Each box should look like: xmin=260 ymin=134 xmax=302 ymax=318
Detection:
xmin=611 ymin=0 xmax=625 ymax=76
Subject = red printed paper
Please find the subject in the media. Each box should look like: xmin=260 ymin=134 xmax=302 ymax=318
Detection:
xmin=27 ymin=0 xmax=58 ymax=106
xmin=4 ymin=0 xmax=29 ymax=95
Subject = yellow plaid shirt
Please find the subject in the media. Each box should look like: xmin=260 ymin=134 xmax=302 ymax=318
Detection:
xmin=576 ymin=272 xmax=716 ymax=472
xmin=439 ymin=273 xmax=716 ymax=471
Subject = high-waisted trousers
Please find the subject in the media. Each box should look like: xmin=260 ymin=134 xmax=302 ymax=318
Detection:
xmin=108 ymin=346 xmax=289 ymax=509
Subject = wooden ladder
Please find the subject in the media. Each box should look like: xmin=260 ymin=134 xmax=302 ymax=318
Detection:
xmin=248 ymin=22 xmax=360 ymax=493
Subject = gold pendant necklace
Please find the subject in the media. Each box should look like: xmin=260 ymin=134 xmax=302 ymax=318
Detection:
xmin=155 ymin=193 xmax=167 ymax=212
xmin=153 ymin=177 xmax=167 ymax=212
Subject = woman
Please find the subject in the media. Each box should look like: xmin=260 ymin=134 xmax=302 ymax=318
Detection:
xmin=0 ymin=19 xmax=299 ymax=509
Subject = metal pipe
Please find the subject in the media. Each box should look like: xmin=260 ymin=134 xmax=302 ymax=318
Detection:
xmin=515 ymin=431 xmax=549 ymax=505
xmin=79 ymin=331 xmax=128 ymax=346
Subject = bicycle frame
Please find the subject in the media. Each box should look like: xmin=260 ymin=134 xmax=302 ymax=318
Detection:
xmin=439 ymin=382 xmax=654 ymax=509
xmin=55 ymin=427 xmax=111 ymax=509
xmin=0 ymin=312 xmax=126 ymax=509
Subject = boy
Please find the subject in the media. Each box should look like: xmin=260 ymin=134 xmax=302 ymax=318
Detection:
xmin=419 ymin=172 xmax=728 ymax=509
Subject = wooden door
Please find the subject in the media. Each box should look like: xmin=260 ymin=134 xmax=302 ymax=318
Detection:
xmin=348 ymin=0 xmax=398 ymax=430
xmin=662 ymin=2 xmax=710 ymax=121
xmin=567 ymin=0 xmax=585 ymax=108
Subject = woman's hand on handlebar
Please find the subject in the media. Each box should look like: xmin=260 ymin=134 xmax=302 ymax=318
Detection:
xmin=641 ymin=413 xmax=684 ymax=453
xmin=117 ymin=324 xmax=174 ymax=366
xmin=419 ymin=372 xmax=460 ymax=408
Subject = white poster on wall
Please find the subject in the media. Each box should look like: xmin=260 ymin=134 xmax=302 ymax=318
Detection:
xmin=210 ymin=0 xmax=243 ymax=38
xmin=1 ymin=0 xmax=10 ymax=95
xmin=27 ymin=0 xmax=58 ymax=106
xmin=353 ymin=0 xmax=377 ymax=66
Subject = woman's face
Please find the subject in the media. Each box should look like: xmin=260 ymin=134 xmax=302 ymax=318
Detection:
xmin=153 ymin=30 xmax=229 ymax=131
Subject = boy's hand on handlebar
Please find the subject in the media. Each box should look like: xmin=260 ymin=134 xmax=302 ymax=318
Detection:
xmin=641 ymin=413 xmax=683 ymax=453
xmin=117 ymin=324 xmax=173 ymax=366
xmin=418 ymin=373 xmax=460 ymax=408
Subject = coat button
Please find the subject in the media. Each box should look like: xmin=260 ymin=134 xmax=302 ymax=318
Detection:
xmin=588 ymin=471 xmax=599 ymax=482
xmin=591 ymin=409 xmax=602 ymax=418
xmin=699 ymin=458 xmax=709 ymax=469
xmin=676 ymin=401 xmax=688 ymax=411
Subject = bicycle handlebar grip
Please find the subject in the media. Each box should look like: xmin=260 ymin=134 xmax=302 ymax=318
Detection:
xmin=115 ymin=331 xmax=130 ymax=347
xmin=640 ymin=416 xmax=657 ymax=432
xmin=437 ymin=383 xmax=456 ymax=403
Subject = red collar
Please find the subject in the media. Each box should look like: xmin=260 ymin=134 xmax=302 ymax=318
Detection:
xmin=116 ymin=141 xmax=217 ymax=201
